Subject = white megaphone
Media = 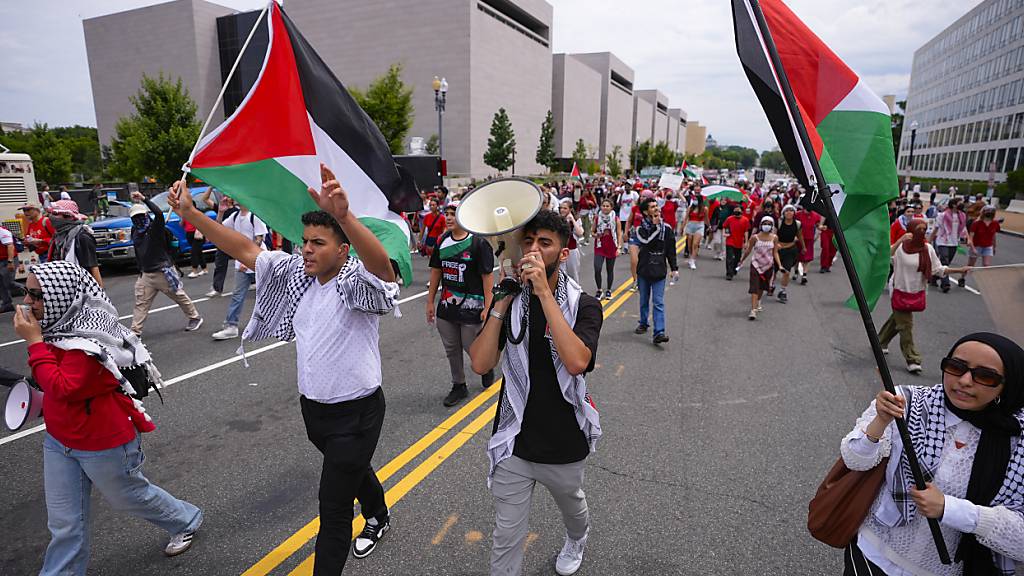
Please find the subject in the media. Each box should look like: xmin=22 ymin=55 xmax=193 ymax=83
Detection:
xmin=455 ymin=177 xmax=545 ymax=280
xmin=5 ymin=379 xmax=43 ymax=432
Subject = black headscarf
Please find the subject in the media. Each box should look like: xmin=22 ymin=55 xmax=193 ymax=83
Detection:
xmin=942 ymin=332 xmax=1023 ymax=575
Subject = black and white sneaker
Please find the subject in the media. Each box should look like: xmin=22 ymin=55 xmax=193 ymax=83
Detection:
xmin=164 ymin=513 xmax=202 ymax=557
xmin=352 ymin=516 xmax=390 ymax=559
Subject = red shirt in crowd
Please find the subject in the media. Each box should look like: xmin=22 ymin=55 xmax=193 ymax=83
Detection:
xmin=722 ymin=215 xmax=751 ymax=249
xmin=28 ymin=343 xmax=154 ymax=451
xmin=661 ymin=199 xmax=679 ymax=228
xmin=970 ymin=219 xmax=1000 ymax=248
xmin=26 ymin=217 xmax=55 ymax=256
xmin=422 ymin=211 xmax=446 ymax=242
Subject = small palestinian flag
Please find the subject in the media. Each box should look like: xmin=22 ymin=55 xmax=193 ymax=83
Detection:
xmin=570 ymin=161 xmax=582 ymax=183
xmin=187 ymin=1 xmax=419 ymax=284
xmin=732 ymin=0 xmax=897 ymax=309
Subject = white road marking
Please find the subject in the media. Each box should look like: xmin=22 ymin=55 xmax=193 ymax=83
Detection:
xmin=962 ymin=285 xmax=980 ymax=295
xmin=0 ymin=297 xmax=212 ymax=349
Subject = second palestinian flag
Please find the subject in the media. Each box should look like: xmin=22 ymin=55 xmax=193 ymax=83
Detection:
xmin=188 ymin=2 xmax=418 ymax=284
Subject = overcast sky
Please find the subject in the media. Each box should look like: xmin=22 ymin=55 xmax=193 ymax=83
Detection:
xmin=0 ymin=0 xmax=982 ymax=151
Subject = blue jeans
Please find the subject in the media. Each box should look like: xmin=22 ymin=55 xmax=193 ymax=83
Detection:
xmin=637 ymin=276 xmax=666 ymax=335
xmin=41 ymin=433 xmax=201 ymax=576
xmin=225 ymin=269 xmax=255 ymax=326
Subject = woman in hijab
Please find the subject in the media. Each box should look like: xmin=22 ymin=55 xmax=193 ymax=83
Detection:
xmin=840 ymin=332 xmax=1024 ymax=575
xmin=879 ymin=220 xmax=970 ymax=374
xmin=13 ymin=261 xmax=202 ymax=575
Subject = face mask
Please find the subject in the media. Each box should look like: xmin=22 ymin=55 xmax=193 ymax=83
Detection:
xmin=761 ymin=224 xmax=773 ymax=232
xmin=733 ymin=211 xmax=742 ymax=218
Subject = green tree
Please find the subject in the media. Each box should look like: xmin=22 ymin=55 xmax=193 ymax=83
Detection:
xmin=425 ymin=134 xmax=439 ymax=155
xmin=535 ymin=110 xmax=556 ymax=171
xmin=571 ymin=138 xmax=589 ymax=166
xmin=760 ymin=149 xmax=788 ymax=172
xmin=108 ymin=73 xmax=200 ymax=185
xmin=606 ymin=145 xmax=623 ymax=177
xmin=891 ymin=99 xmax=906 ymax=160
xmin=651 ymin=141 xmax=673 ymax=167
xmin=483 ymin=108 xmax=515 ymax=172
xmin=630 ymin=140 xmax=652 ymax=173
xmin=26 ymin=124 xmax=73 ymax=184
xmin=349 ymin=63 xmax=415 ymax=155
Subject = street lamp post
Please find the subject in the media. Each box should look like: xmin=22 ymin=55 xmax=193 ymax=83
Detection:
xmin=511 ymin=146 xmax=516 ymax=176
xmin=905 ymin=120 xmax=918 ymax=193
xmin=432 ymin=76 xmax=447 ymax=171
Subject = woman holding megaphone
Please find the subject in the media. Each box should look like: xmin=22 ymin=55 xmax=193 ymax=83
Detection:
xmin=13 ymin=261 xmax=202 ymax=575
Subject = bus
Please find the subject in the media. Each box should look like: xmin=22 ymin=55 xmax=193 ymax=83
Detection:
xmin=0 ymin=151 xmax=40 ymax=276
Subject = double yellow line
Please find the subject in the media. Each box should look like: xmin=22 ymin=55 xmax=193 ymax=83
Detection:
xmin=244 ymin=239 xmax=685 ymax=576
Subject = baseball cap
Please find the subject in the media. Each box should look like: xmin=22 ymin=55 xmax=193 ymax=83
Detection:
xmin=129 ymin=204 xmax=149 ymax=217
xmin=20 ymin=202 xmax=41 ymax=211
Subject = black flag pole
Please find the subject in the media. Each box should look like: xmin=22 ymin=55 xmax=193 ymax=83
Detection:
xmin=746 ymin=0 xmax=951 ymax=564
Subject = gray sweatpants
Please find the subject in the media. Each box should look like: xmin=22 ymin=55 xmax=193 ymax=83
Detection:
xmin=490 ymin=455 xmax=589 ymax=576
xmin=436 ymin=317 xmax=483 ymax=386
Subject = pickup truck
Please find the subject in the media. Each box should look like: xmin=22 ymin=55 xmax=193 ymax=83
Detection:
xmin=90 ymin=187 xmax=217 ymax=267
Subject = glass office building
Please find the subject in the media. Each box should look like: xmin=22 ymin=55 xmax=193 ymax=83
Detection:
xmin=898 ymin=0 xmax=1024 ymax=183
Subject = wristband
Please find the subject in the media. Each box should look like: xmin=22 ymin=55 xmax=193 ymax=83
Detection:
xmin=862 ymin=428 xmax=881 ymax=443
xmin=488 ymin=309 xmax=505 ymax=321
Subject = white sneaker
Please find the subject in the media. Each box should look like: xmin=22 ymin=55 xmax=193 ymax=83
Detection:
xmin=212 ymin=325 xmax=239 ymax=340
xmin=555 ymin=529 xmax=588 ymax=576
xmin=204 ymin=289 xmax=221 ymax=298
xmin=187 ymin=271 xmax=200 ymax=279
xmin=748 ymin=309 xmax=758 ymax=321
xmin=164 ymin=513 xmax=202 ymax=557
xmin=882 ymin=347 xmax=889 ymax=355
xmin=688 ymin=260 xmax=696 ymax=270
xmin=907 ymin=363 xmax=923 ymax=374
xmin=198 ymin=269 xmax=207 ymax=276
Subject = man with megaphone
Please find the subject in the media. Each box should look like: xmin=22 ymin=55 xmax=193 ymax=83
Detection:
xmin=468 ymin=209 xmax=603 ymax=576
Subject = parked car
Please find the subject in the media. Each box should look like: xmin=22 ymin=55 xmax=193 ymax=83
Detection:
xmin=91 ymin=187 xmax=217 ymax=267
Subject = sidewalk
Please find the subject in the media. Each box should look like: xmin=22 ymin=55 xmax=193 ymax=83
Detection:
xmin=997 ymin=210 xmax=1024 ymax=237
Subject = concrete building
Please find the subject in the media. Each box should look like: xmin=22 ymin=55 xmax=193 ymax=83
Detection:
xmin=633 ymin=89 xmax=669 ymax=146
xmin=84 ymin=0 xmax=233 ymax=147
xmin=897 ymin=0 xmax=1024 ymax=183
xmin=285 ymin=0 xmax=553 ymax=177
xmin=706 ymin=133 xmax=718 ymax=150
xmin=571 ymin=52 xmax=635 ymax=166
xmin=551 ymin=54 xmax=602 ymax=161
xmin=668 ymin=108 xmax=687 ymax=153
xmin=685 ymin=121 xmax=707 ymax=156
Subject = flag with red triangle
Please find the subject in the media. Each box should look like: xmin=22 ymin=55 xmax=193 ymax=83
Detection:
xmin=570 ymin=161 xmax=582 ymax=182
xmin=732 ymin=0 xmax=897 ymax=308
xmin=187 ymin=1 xmax=418 ymax=284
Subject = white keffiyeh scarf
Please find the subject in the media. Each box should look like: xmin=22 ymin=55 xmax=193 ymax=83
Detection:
xmin=32 ymin=261 xmax=159 ymax=421
xmin=487 ymin=270 xmax=602 ymax=483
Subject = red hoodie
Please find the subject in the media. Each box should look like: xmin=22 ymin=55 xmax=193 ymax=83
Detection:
xmin=28 ymin=342 xmax=155 ymax=450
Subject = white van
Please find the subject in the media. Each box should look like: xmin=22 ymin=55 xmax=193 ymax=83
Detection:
xmin=0 ymin=151 xmax=40 ymax=277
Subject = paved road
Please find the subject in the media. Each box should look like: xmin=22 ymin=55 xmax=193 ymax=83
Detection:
xmin=1 ymin=232 xmax=1021 ymax=575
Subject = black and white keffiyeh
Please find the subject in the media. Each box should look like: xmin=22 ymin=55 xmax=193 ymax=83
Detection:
xmin=594 ymin=212 xmax=618 ymax=249
xmin=31 ymin=261 xmax=159 ymax=421
xmin=892 ymin=384 xmax=1024 ymax=574
xmin=487 ymin=270 xmax=602 ymax=483
xmin=240 ymin=251 xmax=399 ymax=355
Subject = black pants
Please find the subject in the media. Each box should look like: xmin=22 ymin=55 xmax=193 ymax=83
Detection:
xmin=935 ymin=245 xmax=957 ymax=289
xmin=725 ymin=246 xmax=742 ymax=278
xmin=300 ymin=388 xmax=387 ymax=576
xmin=0 ymin=263 xmax=13 ymax=308
xmin=593 ymin=254 xmax=615 ymax=291
xmin=843 ymin=538 xmax=888 ymax=575
xmin=186 ymin=232 xmax=206 ymax=270
xmin=211 ymin=249 xmax=230 ymax=292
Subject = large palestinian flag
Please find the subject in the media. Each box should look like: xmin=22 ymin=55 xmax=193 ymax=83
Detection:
xmin=732 ymin=0 xmax=897 ymax=309
xmin=188 ymin=1 xmax=418 ymax=284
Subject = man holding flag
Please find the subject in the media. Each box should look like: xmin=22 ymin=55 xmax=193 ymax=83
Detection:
xmin=169 ymin=165 xmax=399 ymax=574
xmin=166 ymin=3 xmax=424 ymax=573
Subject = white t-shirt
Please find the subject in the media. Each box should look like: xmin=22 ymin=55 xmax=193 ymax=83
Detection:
xmin=223 ymin=210 xmax=268 ymax=270
xmin=0 ymin=227 xmax=12 ymax=261
xmin=618 ymin=190 xmax=639 ymax=220
xmin=290 ymin=262 xmax=385 ymax=403
xmin=59 ymin=191 xmax=72 ymax=200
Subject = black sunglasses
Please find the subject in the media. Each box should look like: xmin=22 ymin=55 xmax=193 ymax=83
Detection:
xmin=24 ymin=288 xmax=43 ymax=302
xmin=940 ymin=357 xmax=1004 ymax=388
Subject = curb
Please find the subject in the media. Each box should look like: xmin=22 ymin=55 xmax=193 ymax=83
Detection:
xmin=999 ymin=228 xmax=1024 ymax=238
